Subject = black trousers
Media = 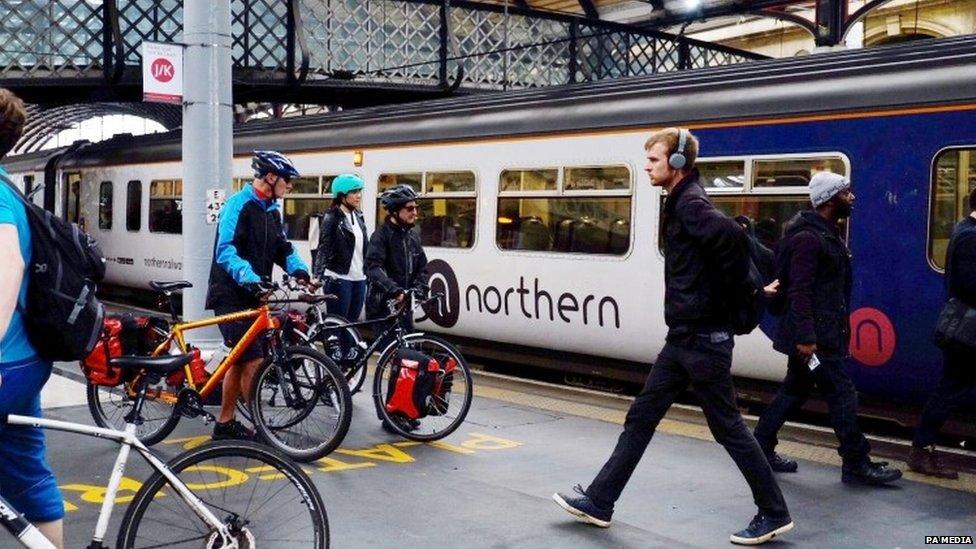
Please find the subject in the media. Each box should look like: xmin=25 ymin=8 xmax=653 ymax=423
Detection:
xmin=586 ymin=333 xmax=789 ymax=520
xmin=754 ymin=355 xmax=870 ymax=467
xmin=913 ymin=346 xmax=976 ymax=448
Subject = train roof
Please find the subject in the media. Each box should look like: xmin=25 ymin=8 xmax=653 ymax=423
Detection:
xmin=6 ymin=35 xmax=976 ymax=171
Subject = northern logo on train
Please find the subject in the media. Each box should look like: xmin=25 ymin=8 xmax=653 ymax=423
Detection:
xmin=419 ymin=259 xmax=461 ymax=328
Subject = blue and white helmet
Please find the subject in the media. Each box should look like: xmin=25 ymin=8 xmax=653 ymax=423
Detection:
xmin=252 ymin=150 xmax=300 ymax=179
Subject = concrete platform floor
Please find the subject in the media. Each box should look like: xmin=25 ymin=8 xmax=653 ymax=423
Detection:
xmin=29 ymin=371 xmax=976 ymax=548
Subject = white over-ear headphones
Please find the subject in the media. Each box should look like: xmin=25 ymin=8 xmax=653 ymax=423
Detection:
xmin=669 ymin=129 xmax=688 ymax=170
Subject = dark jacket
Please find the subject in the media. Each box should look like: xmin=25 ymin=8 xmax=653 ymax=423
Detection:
xmin=206 ymin=185 xmax=308 ymax=309
xmin=660 ymin=170 xmax=749 ymax=332
xmin=312 ymin=206 xmax=368 ymax=278
xmin=365 ymin=218 xmax=429 ymax=318
xmin=947 ymin=216 xmax=976 ymax=308
xmin=773 ymin=210 xmax=852 ymax=359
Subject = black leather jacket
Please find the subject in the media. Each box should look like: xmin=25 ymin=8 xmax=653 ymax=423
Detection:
xmin=773 ymin=210 xmax=853 ymax=359
xmin=660 ymin=170 xmax=749 ymax=333
xmin=365 ymin=219 xmax=429 ymax=318
xmin=312 ymin=206 xmax=368 ymax=278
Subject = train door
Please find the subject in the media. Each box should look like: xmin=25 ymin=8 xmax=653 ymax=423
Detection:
xmin=63 ymin=171 xmax=82 ymax=227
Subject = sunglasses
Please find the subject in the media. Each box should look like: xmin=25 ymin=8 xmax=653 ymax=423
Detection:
xmin=402 ymin=205 xmax=418 ymax=212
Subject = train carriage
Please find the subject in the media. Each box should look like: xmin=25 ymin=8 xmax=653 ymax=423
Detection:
xmin=5 ymin=36 xmax=976 ymax=410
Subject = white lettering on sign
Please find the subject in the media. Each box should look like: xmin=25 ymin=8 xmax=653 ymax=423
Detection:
xmin=142 ymin=41 xmax=183 ymax=105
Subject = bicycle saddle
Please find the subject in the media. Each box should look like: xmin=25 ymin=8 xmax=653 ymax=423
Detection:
xmin=149 ymin=280 xmax=193 ymax=293
xmin=110 ymin=354 xmax=193 ymax=376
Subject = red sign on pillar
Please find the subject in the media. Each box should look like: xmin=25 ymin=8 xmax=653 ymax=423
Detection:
xmin=142 ymin=42 xmax=183 ymax=104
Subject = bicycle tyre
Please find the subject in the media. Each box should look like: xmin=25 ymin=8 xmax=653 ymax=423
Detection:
xmin=250 ymin=346 xmax=352 ymax=462
xmin=86 ymin=380 xmax=181 ymax=446
xmin=373 ymin=333 xmax=473 ymax=442
xmin=116 ymin=440 xmax=329 ymax=548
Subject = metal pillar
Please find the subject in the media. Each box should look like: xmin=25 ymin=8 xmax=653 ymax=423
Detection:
xmin=182 ymin=0 xmax=233 ymax=339
xmin=815 ymin=0 xmax=848 ymax=47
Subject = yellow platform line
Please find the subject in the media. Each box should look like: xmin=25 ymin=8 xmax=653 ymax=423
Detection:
xmin=473 ymin=384 xmax=976 ymax=495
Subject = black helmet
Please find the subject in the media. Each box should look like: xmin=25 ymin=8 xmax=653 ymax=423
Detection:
xmin=381 ymin=184 xmax=420 ymax=213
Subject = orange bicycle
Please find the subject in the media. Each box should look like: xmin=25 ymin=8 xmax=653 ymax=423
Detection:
xmin=85 ymin=280 xmax=353 ymax=462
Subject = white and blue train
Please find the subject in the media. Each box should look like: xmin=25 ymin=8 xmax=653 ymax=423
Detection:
xmin=6 ymin=36 xmax=976 ymax=412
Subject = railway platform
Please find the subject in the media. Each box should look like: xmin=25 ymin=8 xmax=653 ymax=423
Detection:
xmin=40 ymin=365 xmax=976 ymax=548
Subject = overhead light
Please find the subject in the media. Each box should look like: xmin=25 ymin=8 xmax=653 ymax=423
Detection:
xmin=684 ymin=0 xmax=701 ymax=10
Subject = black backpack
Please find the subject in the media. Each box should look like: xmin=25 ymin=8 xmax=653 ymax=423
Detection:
xmin=1 ymin=174 xmax=106 ymax=361
xmin=727 ymin=232 xmax=774 ymax=335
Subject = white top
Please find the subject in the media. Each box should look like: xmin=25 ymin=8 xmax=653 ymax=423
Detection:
xmin=326 ymin=209 xmax=366 ymax=281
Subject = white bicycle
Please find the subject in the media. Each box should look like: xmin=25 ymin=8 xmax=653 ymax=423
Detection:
xmin=0 ymin=353 xmax=329 ymax=548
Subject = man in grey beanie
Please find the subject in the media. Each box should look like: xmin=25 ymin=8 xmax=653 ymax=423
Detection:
xmin=753 ymin=171 xmax=903 ymax=486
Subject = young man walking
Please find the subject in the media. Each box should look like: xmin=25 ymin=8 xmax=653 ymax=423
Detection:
xmin=554 ymin=128 xmax=793 ymax=545
xmin=908 ymin=187 xmax=976 ymax=479
xmin=753 ymin=172 xmax=902 ymax=485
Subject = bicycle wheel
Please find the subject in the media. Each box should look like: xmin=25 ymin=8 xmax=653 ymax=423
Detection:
xmin=250 ymin=346 xmax=352 ymax=462
xmin=373 ymin=334 xmax=473 ymax=442
xmin=315 ymin=314 xmax=368 ymax=395
xmin=116 ymin=440 xmax=329 ymax=548
xmin=86 ymin=379 xmax=181 ymax=446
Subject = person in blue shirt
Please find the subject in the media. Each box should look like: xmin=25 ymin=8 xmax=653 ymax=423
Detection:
xmin=0 ymin=88 xmax=64 ymax=548
xmin=205 ymin=150 xmax=311 ymax=440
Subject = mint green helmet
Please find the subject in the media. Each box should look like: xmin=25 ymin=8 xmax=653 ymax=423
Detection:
xmin=331 ymin=174 xmax=364 ymax=196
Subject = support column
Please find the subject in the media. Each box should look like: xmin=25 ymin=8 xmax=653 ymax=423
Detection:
xmin=814 ymin=0 xmax=848 ymax=47
xmin=182 ymin=0 xmax=233 ymax=340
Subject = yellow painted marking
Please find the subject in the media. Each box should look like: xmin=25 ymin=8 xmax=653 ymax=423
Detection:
xmin=315 ymin=456 xmax=377 ymax=473
xmin=393 ymin=441 xmax=422 ymax=447
xmin=245 ymin=464 xmax=288 ymax=481
xmin=427 ymin=440 xmax=477 ymax=455
xmin=474 ymin=383 xmax=976 ymax=494
xmin=163 ymin=435 xmax=212 ymax=451
xmin=63 ymin=500 xmax=79 ymax=513
xmin=181 ymin=465 xmax=248 ymax=490
xmin=60 ymin=477 xmax=144 ymax=505
xmin=336 ymin=443 xmax=416 ymax=464
xmin=461 ymin=432 xmax=523 ymax=451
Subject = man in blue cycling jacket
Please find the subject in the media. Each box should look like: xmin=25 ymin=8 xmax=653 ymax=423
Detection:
xmin=205 ymin=150 xmax=311 ymax=440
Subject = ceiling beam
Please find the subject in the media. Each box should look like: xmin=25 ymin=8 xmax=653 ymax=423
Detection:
xmin=636 ymin=0 xmax=799 ymax=30
xmin=578 ymin=0 xmax=600 ymax=19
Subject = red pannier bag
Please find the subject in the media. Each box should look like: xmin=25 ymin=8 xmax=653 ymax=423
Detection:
xmin=385 ymin=349 xmax=440 ymax=420
xmin=80 ymin=314 xmax=167 ymax=386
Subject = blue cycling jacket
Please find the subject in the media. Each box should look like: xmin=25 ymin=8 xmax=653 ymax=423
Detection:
xmin=205 ymin=184 xmax=308 ymax=308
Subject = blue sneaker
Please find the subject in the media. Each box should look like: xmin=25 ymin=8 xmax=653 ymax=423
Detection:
xmin=552 ymin=485 xmax=612 ymax=528
xmin=730 ymin=513 xmax=794 ymax=545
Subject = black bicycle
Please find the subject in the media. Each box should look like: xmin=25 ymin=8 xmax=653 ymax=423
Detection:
xmin=297 ymin=285 xmax=473 ymax=441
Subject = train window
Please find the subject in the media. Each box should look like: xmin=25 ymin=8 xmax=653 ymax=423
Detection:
xmin=929 ymin=148 xmax=976 ymax=270
xmin=149 ymin=180 xmax=183 ymax=234
xmin=427 ymin=171 xmax=476 ymax=193
xmin=233 ymin=178 xmax=248 ymax=192
xmin=698 ymin=161 xmax=745 ymax=189
xmin=126 ymin=180 xmax=141 ymax=232
xmin=500 ymin=169 xmax=557 ymax=192
xmin=23 ymin=175 xmax=33 ymax=197
xmin=98 ymin=181 xmax=112 ymax=230
xmin=753 ymin=158 xmax=847 ymax=188
xmin=379 ymin=173 xmax=422 ymax=193
xmin=284 ymin=176 xmax=326 ymax=241
xmin=565 ymin=166 xmax=630 ymax=191
xmin=497 ymin=165 xmax=632 ymax=255
xmin=65 ymin=173 xmax=81 ymax=224
xmin=711 ymin=196 xmax=812 ymax=249
xmin=375 ymin=171 xmax=477 ymax=248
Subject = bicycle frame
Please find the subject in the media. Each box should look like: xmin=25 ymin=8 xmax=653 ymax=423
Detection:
xmin=0 ymin=414 xmax=234 ymax=549
xmin=150 ymin=306 xmax=279 ymax=401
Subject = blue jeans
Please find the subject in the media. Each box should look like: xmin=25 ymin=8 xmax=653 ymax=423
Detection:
xmin=754 ymin=354 xmax=871 ymax=467
xmin=0 ymin=358 xmax=64 ymax=522
xmin=326 ymin=278 xmax=366 ymax=322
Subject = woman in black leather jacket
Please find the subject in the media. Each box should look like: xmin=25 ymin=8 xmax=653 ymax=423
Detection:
xmin=313 ymin=174 xmax=369 ymax=321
